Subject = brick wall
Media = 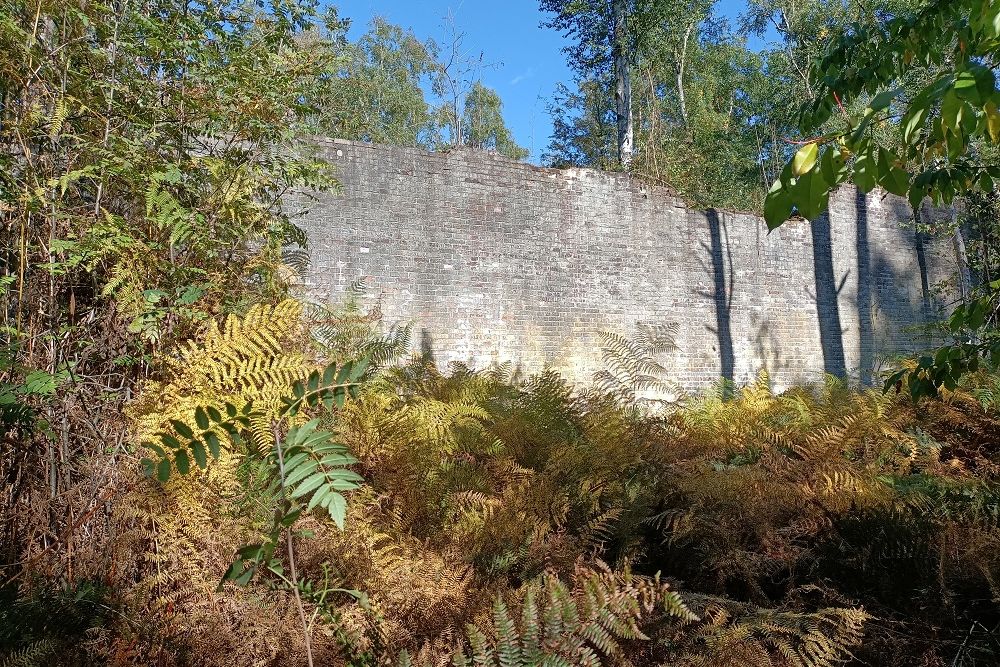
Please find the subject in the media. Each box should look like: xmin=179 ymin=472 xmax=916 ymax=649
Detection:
xmin=290 ymin=138 xmax=958 ymax=391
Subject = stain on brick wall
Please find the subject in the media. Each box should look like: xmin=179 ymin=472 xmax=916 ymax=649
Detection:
xmin=290 ymin=138 xmax=958 ymax=391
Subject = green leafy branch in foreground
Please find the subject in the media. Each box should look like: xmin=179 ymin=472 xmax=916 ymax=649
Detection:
xmin=763 ymin=0 xmax=1000 ymax=398
xmin=764 ymin=0 xmax=1000 ymax=229
xmin=140 ymin=402 xmax=252 ymax=481
xmin=885 ymin=279 xmax=1000 ymax=397
xmin=143 ymin=357 xmax=368 ymax=667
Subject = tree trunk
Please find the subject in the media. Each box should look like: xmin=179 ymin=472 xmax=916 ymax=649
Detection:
xmin=612 ymin=0 xmax=633 ymax=169
xmin=676 ymin=22 xmax=693 ymax=130
xmin=952 ymin=210 xmax=972 ymax=303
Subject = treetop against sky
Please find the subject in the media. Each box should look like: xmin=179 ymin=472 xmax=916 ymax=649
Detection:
xmin=332 ymin=1 xmax=767 ymax=164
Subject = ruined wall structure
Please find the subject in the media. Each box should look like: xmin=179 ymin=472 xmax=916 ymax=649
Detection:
xmin=291 ymin=138 xmax=959 ymax=391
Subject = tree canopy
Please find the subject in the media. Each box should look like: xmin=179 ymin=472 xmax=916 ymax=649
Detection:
xmin=304 ymin=11 xmax=529 ymax=160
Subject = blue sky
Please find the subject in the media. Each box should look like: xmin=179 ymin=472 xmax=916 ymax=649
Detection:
xmin=330 ymin=1 xmax=766 ymax=164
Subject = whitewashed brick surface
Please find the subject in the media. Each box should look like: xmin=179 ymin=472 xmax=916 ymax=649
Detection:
xmin=290 ymin=139 xmax=959 ymax=391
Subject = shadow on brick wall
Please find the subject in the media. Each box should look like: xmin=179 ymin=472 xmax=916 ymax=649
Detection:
xmin=871 ymin=251 xmax=935 ymax=354
xmin=856 ymin=191 xmax=875 ymax=384
xmin=706 ymin=210 xmax=735 ymax=383
xmin=915 ymin=229 xmax=932 ymax=315
xmin=419 ymin=328 xmax=436 ymax=363
xmin=750 ymin=315 xmax=792 ymax=383
xmin=810 ymin=213 xmax=848 ymax=377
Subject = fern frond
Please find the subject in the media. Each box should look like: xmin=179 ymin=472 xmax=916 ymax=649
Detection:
xmin=445 ymin=564 xmax=696 ymax=667
xmin=0 ymin=640 xmax=57 ymax=667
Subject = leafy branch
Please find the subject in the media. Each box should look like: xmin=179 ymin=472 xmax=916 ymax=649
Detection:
xmin=144 ymin=357 xmax=369 ymax=667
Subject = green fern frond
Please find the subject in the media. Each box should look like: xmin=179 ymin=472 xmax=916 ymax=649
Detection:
xmin=441 ymin=564 xmax=695 ymax=667
xmin=0 ymin=640 xmax=57 ymax=667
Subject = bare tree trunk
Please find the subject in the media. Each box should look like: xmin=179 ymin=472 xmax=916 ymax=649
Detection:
xmin=676 ymin=22 xmax=693 ymax=130
xmin=612 ymin=0 xmax=633 ymax=169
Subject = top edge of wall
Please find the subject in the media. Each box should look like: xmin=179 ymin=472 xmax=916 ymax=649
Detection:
xmin=303 ymin=136 xmax=760 ymax=217
xmin=304 ymin=135 xmax=951 ymax=225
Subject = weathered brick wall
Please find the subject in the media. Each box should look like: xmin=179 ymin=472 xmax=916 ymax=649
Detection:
xmin=290 ymin=138 xmax=958 ymax=391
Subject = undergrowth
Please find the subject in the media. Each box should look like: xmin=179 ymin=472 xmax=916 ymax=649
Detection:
xmin=4 ymin=296 xmax=1000 ymax=665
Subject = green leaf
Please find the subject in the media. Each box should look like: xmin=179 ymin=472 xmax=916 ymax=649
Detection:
xmin=205 ymin=431 xmax=221 ymax=458
xmin=322 ymin=468 xmax=364 ymax=483
xmin=348 ymin=358 xmax=370 ymax=381
xmin=222 ymin=561 xmax=245 ymax=583
xmin=954 ymin=64 xmax=996 ymax=105
xmin=194 ymin=407 xmax=209 ymax=430
xmin=175 ymin=449 xmax=190 ymax=475
xmin=306 ymin=485 xmax=328 ymax=511
xmin=793 ymin=169 xmax=830 ymax=221
xmin=157 ymin=458 xmax=172 ymax=482
xmin=177 ymin=284 xmax=204 ymax=305
xmin=284 ymin=459 xmax=319 ymax=488
xmin=279 ymin=508 xmax=302 ymax=527
xmin=290 ymin=471 xmax=328 ymax=499
xmin=854 ymin=149 xmax=878 ymax=192
xmin=941 ymin=89 xmax=965 ymax=132
xmin=986 ymin=101 xmax=1000 ymax=143
xmin=876 ymin=148 xmax=910 ymax=196
xmin=820 ymin=148 xmax=848 ymax=186
xmin=145 ymin=441 xmax=167 ymax=457
xmin=325 ymin=492 xmax=348 ymax=529
xmin=902 ymin=102 xmax=929 ymax=145
xmin=333 ymin=386 xmax=347 ymax=408
xmin=170 ymin=419 xmax=195 ymax=439
xmin=191 ymin=440 xmax=208 ymax=470
xmin=764 ymin=179 xmax=794 ymax=230
xmin=22 ymin=370 xmax=61 ymax=395
xmin=235 ymin=566 xmax=255 ymax=586
xmin=866 ymin=87 xmax=903 ymax=113
xmin=792 ymin=142 xmax=819 ymax=177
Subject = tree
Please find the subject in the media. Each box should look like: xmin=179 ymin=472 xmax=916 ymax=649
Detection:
xmin=762 ymin=0 xmax=1000 ymax=397
xmin=543 ymin=0 xmax=793 ymax=209
xmin=305 ymin=13 xmax=440 ymax=147
xmin=544 ymin=80 xmax=619 ymax=169
xmin=0 ymin=0 xmax=342 ymax=655
xmin=304 ymin=11 xmax=527 ymax=160
xmin=460 ymin=82 xmax=530 ymax=160
xmin=541 ymin=0 xmax=677 ymax=168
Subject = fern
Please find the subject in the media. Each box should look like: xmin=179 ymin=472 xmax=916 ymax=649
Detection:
xmin=132 ymin=299 xmax=368 ymax=666
xmin=672 ymin=599 xmax=869 ymax=667
xmin=594 ymin=325 xmax=681 ymax=404
xmin=444 ymin=564 xmax=697 ymax=667
xmin=0 ymin=640 xmax=56 ymax=667
xmin=139 ymin=306 xmax=368 ymax=534
xmin=305 ymin=290 xmax=412 ymax=371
